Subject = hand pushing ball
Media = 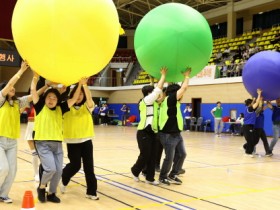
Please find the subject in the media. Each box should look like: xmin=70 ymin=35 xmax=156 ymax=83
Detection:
xmin=134 ymin=3 xmax=213 ymax=82
xmin=12 ymin=0 xmax=119 ymax=85
xmin=242 ymin=51 xmax=280 ymax=100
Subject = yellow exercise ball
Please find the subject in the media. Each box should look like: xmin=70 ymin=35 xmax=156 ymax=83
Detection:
xmin=12 ymin=0 xmax=119 ymax=85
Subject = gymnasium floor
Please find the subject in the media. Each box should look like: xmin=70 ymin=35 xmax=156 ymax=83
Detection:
xmin=4 ymin=124 xmax=280 ymax=210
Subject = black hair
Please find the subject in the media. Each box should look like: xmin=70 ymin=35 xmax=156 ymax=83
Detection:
xmin=69 ymin=84 xmax=86 ymax=105
xmin=0 ymin=82 xmax=7 ymax=91
xmin=142 ymin=85 xmax=154 ymax=97
xmin=240 ymin=113 xmax=244 ymax=118
xmin=0 ymin=81 xmax=17 ymax=100
xmin=43 ymin=88 xmax=61 ymax=103
xmin=60 ymin=86 xmax=71 ymax=102
xmin=244 ymin=98 xmax=253 ymax=106
xmin=166 ymin=84 xmax=180 ymax=96
xmin=216 ymin=101 xmax=221 ymax=104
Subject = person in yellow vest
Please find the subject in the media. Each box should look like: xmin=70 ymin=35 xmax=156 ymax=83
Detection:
xmin=60 ymin=80 xmax=99 ymax=200
xmin=30 ymin=71 xmax=84 ymax=203
xmin=0 ymin=61 xmax=31 ymax=203
xmin=131 ymin=67 xmax=167 ymax=185
xmin=158 ymin=68 xmax=191 ymax=185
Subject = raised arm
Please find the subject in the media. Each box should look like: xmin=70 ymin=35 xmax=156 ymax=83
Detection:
xmin=1 ymin=61 xmax=29 ymax=96
xmin=67 ymin=78 xmax=85 ymax=108
xmin=82 ymin=79 xmax=94 ymax=109
xmin=30 ymin=71 xmax=40 ymax=104
xmin=156 ymin=67 xmax=167 ymax=90
xmin=252 ymin=89 xmax=262 ymax=109
xmin=176 ymin=67 xmax=191 ymax=100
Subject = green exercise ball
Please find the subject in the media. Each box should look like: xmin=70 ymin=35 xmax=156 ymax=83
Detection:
xmin=134 ymin=3 xmax=213 ymax=82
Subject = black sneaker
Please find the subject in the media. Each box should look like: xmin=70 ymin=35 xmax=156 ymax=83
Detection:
xmin=47 ymin=193 xmax=61 ymax=203
xmin=37 ymin=187 xmax=46 ymax=203
xmin=168 ymin=175 xmax=182 ymax=185
xmin=159 ymin=178 xmax=170 ymax=185
xmin=177 ymin=169 xmax=185 ymax=175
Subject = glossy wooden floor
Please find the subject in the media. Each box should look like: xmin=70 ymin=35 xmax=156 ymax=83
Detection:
xmin=4 ymin=124 xmax=280 ymax=210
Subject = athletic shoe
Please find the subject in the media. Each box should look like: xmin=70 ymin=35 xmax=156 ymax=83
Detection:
xmin=47 ymin=193 xmax=61 ymax=203
xmin=0 ymin=197 xmax=13 ymax=203
xmin=86 ymin=194 xmax=99 ymax=200
xmin=159 ymin=178 xmax=170 ymax=185
xmin=60 ymin=182 xmax=67 ymax=194
xmin=168 ymin=175 xmax=182 ymax=185
xmin=145 ymin=180 xmax=159 ymax=186
xmin=37 ymin=187 xmax=46 ymax=203
xmin=35 ymin=174 xmax=40 ymax=182
xmin=265 ymin=152 xmax=273 ymax=157
xmin=131 ymin=172 xmax=140 ymax=182
xmin=244 ymin=153 xmax=254 ymax=158
xmin=177 ymin=169 xmax=185 ymax=175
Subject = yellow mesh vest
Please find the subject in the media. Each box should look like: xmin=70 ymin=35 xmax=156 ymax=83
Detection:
xmin=0 ymin=100 xmax=20 ymax=139
xmin=63 ymin=104 xmax=94 ymax=139
xmin=137 ymin=100 xmax=158 ymax=132
xmin=34 ymin=105 xmax=63 ymax=141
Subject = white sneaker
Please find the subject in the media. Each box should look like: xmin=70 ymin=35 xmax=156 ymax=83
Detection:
xmin=60 ymin=183 xmax=67 ymax=194
xmin=86 ymin=194 xmax=99 ymax=200
xmin=0 ymin=196 xmax=13 ymax=203
xmin=145 ymin=180 xmax=159 ymax=185
xmin=132 ymin=173 xmax=140 ymax=182
xmin=244 ymin=153 xmax=254 ymax=158
xmin=35 ymin=174 xmax=40 ymax=182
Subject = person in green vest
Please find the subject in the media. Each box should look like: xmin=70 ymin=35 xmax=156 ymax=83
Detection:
xmin=131 ymin=67 xmax=167 ymax=185
xmin=61 ymin=80 xmax=99 ymax=200
xmin=158 ymin=68 xmax=191 ymax=185
xmin=31 ymin=71 xmax=83 ymax=203
xmin=0 ymin=61 xmax=31 ymax=204
xmin=211 ymin=101 xmax=224 ymax=137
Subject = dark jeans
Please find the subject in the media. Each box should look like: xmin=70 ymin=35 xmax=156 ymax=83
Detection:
xmin=93 ymin=114 xmax=99 ymax=125
xmin=62 ymin=140 xmax=97 ymax=196
xmin=159 ymin=132 xmax=186 ymax=179
xmin=255 ymin=128 xmax=271 ymax=154
xmin=131 ymin=126 xmax=156 ymax=182
xmin=243 ymin=124 xmax=259 ymax=154
xmin=185 ymin=118 xmax=191 ymax=130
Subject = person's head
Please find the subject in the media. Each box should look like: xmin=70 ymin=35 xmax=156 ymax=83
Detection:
xmin=0 ymin=82 xmax=17 ymax=100
xmin=186 ymin=103 xmax=190 ymax=107
xmin=43 ymin=88 xmax=60 ymax=109
xmin=69 ymin=84 xmax=86 ymax=105
xmin=240 ymin=113 xmax=244 ymax=118
xmin=216 ymin=101 xmax=221 ymax=107
xmin=166 ymin=84 xmax=180 ymax=96
xmin=142 ymin=85 xmax=154 ymax=97
xmin=244 ymin=98 xmax=253 ymax=107
xmin=59 ymin=85 xmax=70 ymax=102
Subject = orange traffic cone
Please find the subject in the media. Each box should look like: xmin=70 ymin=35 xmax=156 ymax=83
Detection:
xmin=21 ymin=191 xmax=35 ymax=210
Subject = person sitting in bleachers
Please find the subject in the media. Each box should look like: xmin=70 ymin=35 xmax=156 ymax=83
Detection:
xmin=222 ymin=47 xmax=231 ymax=58
xmin=271 ymin=32 xmax=280 ymax=45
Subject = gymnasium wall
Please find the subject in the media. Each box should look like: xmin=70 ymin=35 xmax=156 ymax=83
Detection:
xmin=105 ymin=82 xmax=276 ymax=136
xmin=108 ymin=101 xmax=274 ymax=136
